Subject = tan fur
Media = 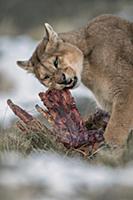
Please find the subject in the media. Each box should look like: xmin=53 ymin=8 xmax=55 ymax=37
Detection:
xmin=17 ymin=14 xmax=133 ymax=147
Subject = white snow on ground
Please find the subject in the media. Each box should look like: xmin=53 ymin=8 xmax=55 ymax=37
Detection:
xmin=0 ymin=36 xmax=93 ymax=127
xmin=0 ymin=152 xmax=133 ymax=200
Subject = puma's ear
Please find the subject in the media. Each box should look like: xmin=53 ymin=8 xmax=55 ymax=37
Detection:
xmin=44 ymin=23 xmax=58 ymax=43
xmin=17 ymin=60 xmax=34 ymax=73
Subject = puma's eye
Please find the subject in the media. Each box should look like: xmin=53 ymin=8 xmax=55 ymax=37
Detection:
xmin=42 ymin=75 xmax=49 ymax=80
xmin=53 ymin=56 xmax=58 ymax=68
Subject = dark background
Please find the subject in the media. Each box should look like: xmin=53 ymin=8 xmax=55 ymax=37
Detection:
xmin=0 ymin=0 xmax=133 ymax=37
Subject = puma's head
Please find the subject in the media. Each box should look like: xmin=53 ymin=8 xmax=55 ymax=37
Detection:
xmin=17 ymin=23 xmax=83 ymax=89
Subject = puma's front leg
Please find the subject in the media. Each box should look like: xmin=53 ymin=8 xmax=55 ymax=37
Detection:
xmin=104 ymin=93 xmax=133 ymax=147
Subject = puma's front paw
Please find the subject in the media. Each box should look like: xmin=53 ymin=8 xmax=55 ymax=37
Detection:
xmin=104 ymin=131 xmax=127 ymax=148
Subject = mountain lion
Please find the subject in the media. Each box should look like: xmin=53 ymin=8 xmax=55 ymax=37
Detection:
xmin=17 ymin=14 xmax=133 ymax=148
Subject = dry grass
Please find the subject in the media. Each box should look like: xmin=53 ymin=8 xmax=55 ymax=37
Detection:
xmin=0 ymin=123 xmax=133 ymax=167
xmin=0 ymin=124 xmax=81 ymax=158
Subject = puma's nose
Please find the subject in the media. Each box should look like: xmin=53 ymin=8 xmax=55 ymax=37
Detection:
xmin=57 ymin=73 xmax=66 ymax=84
xmin=58 ymin=73 xmax=72 ymax=85
xmin=61 ymin=73 xmax=67 ymax=84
